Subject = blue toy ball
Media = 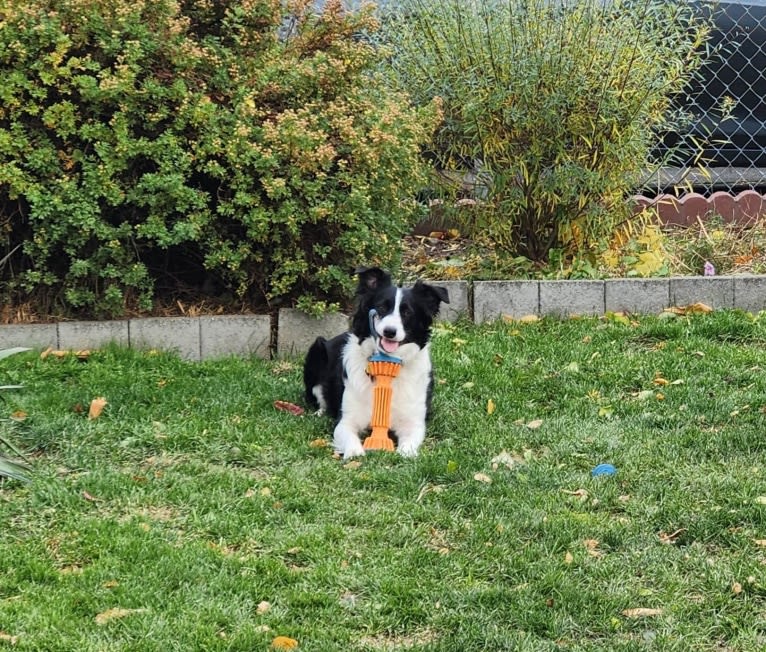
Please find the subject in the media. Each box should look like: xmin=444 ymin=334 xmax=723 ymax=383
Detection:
xmin=591 ymin=463 xmax=617 ymax=477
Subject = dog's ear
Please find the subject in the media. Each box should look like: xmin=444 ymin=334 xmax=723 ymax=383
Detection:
xmin=413 ymin=281 xmax=450 ymax=316
xmin=355 ymin=267 xmax=391 ymax=294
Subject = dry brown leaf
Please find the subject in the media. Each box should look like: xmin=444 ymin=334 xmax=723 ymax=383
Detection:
xmin=583 ymin=539 xmax=603 ymax=557
xmin=309 ymin=438 xmax=329 ymax=448
xmin=653 ymin=377 xmax=669 ymax=386
xmin=564 ymin=551 xmax=574 ymax=565
xmin=622 ymin=608 xmax=663 ymax=618
xmin=732 ymin=582 xmax=743 ymax=595
xmin=526 ymin=419 xmax=543 ymax=429
xmin=257 ymin=601 xmax=272 ymax=615
xmin=658 ymin=528 xmax=686 ymax=545
xmin=88 ymin=397 xmax=107 ymax=420
xmin=753 ymin=539 xmax=766 ymax=547
xmin=343 ymin=460 xmax=362 ymax=470
xmin=10 ymin=411 xmax=27 ymax=421
xmin=474 ymin=472 xmax=492 ymax=484
xmin=95 ymin=607 xmax=148 ymax=625
xmin=562 ymin=488 xmax=589 ymax=499
xmin=82 ymin=491 xmax=101 ymax=502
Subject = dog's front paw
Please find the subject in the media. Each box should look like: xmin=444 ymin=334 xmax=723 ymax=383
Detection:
xmin=397 ymin=440 xmax=421 ymax=458
xmin=336 ymin=439 xmax=366 ymax=460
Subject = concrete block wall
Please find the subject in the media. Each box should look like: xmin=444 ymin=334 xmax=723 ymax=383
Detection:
xmin=3 ymin=276 xmax=766 ymax=359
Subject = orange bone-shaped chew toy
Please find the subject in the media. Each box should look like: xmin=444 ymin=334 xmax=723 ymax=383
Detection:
xmin=363 ymin=357 xmax=402 ymax=451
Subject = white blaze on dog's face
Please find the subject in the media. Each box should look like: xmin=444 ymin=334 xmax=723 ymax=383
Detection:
xmin=375 ymin=288 xmax=405 ymax=355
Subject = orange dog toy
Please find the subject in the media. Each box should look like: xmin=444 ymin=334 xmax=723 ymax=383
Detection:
xmin=363 ymin=354 xmax=402 ymax=452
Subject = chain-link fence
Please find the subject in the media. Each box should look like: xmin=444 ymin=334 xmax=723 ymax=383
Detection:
xmin=650 ymin=0 xmax=766 ymax=193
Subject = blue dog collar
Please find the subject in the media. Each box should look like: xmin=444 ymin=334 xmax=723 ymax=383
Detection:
xmin=368 ymin=308 xmax=402 ymax=364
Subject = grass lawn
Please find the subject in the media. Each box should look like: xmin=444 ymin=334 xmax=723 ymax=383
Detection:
xmin=2 ymin=311 xmax=766 ymax=651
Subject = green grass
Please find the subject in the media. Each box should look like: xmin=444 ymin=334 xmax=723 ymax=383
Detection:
xmin=3 ymin=312 xmax=766 ymax=651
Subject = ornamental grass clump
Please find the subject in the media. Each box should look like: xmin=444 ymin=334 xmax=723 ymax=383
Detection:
xmin=381 ymin=0 xmax=712 ymax=261
xmin=0 ymin=0 xmax=440 ymax=317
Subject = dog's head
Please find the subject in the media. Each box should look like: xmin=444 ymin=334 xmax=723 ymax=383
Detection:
xmin=350 ymin=267 xmax=450 ymax=358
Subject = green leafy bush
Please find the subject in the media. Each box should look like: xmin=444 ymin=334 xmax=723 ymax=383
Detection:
xmin=0 ymin=0 xmax=439 ymax=317
xmin=381 ymin=0 xmax=712 ymax=261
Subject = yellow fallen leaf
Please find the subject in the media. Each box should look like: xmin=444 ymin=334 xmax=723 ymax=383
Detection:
xmin=309 ymin=438 xmax=328 ymax=448
xmin=487 ymin=399 xmax=496 ymax=415
xmin=271 ymin=636 xmax=299 ymax=650
xmin=88 ymin=397 xmax=108 ymax=420
xmin=686 ymin=302 xmax=713 ymax=314
xmin=473 ymin=472 xmax=492 ymax=484
xmin=95 ymin=607 xmax=147 ymax=625
xmin=343 ymin=460 xmax=362 ymax=470
xmin=564 ymin=551 xmax=574 ymax=564
xmin=622 ymin=608 xmax=663 ymax=618
xmin=653 ymin=377 xmax=669 ymax=386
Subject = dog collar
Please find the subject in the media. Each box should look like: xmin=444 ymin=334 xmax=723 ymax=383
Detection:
xmin=368 ymin=308 xmax=403 ymax=364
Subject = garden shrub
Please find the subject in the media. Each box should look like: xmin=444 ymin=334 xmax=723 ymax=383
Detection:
xmin=0 ymin=0 xmax=439 ymax=318
xmin=381 ymin=0 xmax=713 ymax=262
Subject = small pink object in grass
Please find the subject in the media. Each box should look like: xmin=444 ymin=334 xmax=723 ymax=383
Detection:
xmin=274 ymin=400 xmax=304 ymax=416
xmin=703 ymin=261 xmax=716 ymax=276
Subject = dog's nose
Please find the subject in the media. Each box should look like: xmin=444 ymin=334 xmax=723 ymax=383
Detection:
xmin=383 ymin=327 xmax=397 ymax=339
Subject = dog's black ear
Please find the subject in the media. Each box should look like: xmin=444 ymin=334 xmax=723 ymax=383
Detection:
xmin=355 ymin=267 xmax=391 ymax=294
xmin=413 ymin=281 xmax=450 ymax=316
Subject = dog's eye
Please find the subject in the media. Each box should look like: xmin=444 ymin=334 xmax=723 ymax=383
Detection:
xmin=400 ymin=304 xmax=412 ymax=318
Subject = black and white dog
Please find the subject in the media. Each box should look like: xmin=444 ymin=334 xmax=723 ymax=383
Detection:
xmin=303 ymin=267 xmax=449 ymax=459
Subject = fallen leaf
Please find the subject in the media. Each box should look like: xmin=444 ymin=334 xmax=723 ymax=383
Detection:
xmin=583 ymin=539 xmax=603 ymax=557
xmin=0 ymin=632 xmax=18 ymax=645
xmin=274 ymin=400 xmax=304 ymax=416
xmin=658 ymin=529 xmax=686 ymax=545
xmin=732 ymin=582 xmax=743 ymax=595
xmin=653 ymin=377 xmax=669 ymax=386
xmin=10 ymin=411 xmax=27 ymax=421
xmin=564 ymin=551 xmax=574 ymax=564
xmin=686 ymin=302 xmax=713 ymax=314
xmin=755 ymin=497 xmax=766 ymax=505
xmin=271 ymin=636 xmax=299 ymax=650
xmin=526 ymin=419 xmax=543 ymax=429
xmin=257 ymin=601 xmax=272 ymax=615
xmin=88 ymin=397 xmax=107 ymax=420
xmin=82 ymin=491 xmax=101 ymax=502
xmin=622 ymin=608 xmax=663 ymax=618
xmin=486 ymin=399 xmax=496 ymax=415
xmin=635 ymin=390 xmax=655 ymax=401
xmin=563 ymin=488 xmax=589 ymax=499
xmin=103 ymin=580 xmax=119 ymax=589
xmin=473 ymin=472 xmax=492 ymax=484
xmin=491 ymin=450 xmax=525 ymax=471
xmin=343 ymin=461 xmax=362 ymax=470
xmin=753 ymin=539 xmax=766 ymax=547
xmin=95 ymin=607 xmax=148 ymax=625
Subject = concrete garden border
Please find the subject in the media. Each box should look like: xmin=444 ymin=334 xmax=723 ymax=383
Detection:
xmin=2 ymin=275 xmax=765 ymax=360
